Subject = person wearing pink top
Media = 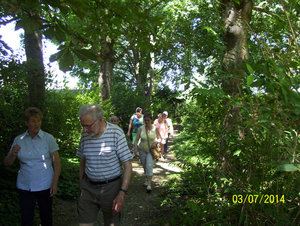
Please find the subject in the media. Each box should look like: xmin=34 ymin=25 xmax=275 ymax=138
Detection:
xmin=154 ymin=113 xmax=169 ymax=158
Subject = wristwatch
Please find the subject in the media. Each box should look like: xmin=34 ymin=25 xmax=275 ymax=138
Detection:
xmin=120 ymin=188 xmax=127 ymax=194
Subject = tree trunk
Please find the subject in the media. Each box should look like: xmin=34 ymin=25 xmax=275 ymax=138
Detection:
xmin=98 ymin=36 xmax=115 ymax=101
xmin=147 ymin=35 xmax=155 ymax=98
xmin=24 ymin=11 xmax=45 ymax=110
xmin=222 ymin=0 xmax=253 ymax=95
xmin=221 ymin=0 xmax=253 ymax=132
xmin=131 ymin=35 xmax=155 ymax=98
xmin=220 ymin=0 xmax=253 ymax=176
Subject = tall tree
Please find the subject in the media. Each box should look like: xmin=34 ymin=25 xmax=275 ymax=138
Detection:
xmin=1 ymin=2 xmax=46 ymax=108
xmin=0 ymin=0 xmax=87 ymax=108
xmin=22 ymin=10 xmax=45 ymax=109
xmin=221 ymin=0 xmax=253 ymax=129
xmin=220 ymin=0 xmax=253 ymax=173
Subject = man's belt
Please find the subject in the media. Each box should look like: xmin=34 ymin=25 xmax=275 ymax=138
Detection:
xmin=87 ymin=175 xmax=120 ymax=185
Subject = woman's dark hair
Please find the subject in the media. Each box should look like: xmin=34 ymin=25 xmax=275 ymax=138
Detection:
xmin=24 ymin=107 xmax=43 ymax=121
xmin=143 ymin=112 xmax=152 ymax=120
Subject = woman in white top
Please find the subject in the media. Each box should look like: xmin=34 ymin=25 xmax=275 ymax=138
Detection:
xmin=154 ymin=113 xmax=168 ymax=158
xmin=4 ymin=107 xmax=61 ymax=226
xmin=162 ymin=111 xmax=174 ymax=155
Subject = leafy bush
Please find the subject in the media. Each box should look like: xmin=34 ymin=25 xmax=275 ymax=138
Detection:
xmin=56 ymin=157 xmax=80 ymax=199
xmin=160 ymin=90 xmax=300 ymax=225
xmin=151 ymin=84 xmax=184 ymax=124
xmin=110 ymin=82 xmax=148 ymax=132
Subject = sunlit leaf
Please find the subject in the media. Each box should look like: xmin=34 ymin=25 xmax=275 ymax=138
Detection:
xmin=247 ymin=75 xmax=254 ymax=85
xmin=277 ymin=164 xmax=299 ymax=172
xmin=233 ymin=150 xmax=241 ymax=156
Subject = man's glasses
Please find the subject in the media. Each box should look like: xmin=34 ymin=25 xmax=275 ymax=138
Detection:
xmin=81 ymin=119 xmax=98 ymax=129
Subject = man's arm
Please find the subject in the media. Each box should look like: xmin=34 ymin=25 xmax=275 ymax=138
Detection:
xmin=50 ymin=151 xmax=61 ymax=197
xmin=120 ymin=160 xmax=132 ymax=193
xmin=112 ymin=160 xmax=132 ymax=215
xmin=78 ymin=158 xmax=86 ymax=197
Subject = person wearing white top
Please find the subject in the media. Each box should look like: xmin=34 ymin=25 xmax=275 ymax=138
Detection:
xmin=4 ymin=107 xmax=61 ymax=226
xmin=162 ymin=111 xmax=174 ymax=156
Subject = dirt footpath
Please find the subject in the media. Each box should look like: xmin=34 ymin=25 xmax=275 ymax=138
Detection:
xmin=53 ymin=135 xmax=182 ymax=226
xmin=121 ymin=146 xmax=182 ymax=226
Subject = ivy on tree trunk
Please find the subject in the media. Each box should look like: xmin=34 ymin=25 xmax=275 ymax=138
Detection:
xmin=220 ymin=0 xmax=253 ymax=175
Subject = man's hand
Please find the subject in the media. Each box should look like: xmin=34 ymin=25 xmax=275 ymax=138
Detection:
xmin=112 ymin=191 xmax=125 ymax=215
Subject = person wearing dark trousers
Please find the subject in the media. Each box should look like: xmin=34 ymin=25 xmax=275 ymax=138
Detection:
xmin=162 ymin=111 xmax=174 ymax=156
xmin=4 ymin=107 xmax=61 ymax=226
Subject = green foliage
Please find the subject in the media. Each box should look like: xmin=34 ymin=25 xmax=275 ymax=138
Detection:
xmin=156 ymin=2 xmax=300 ymax=224
xmin=0 ymin=163 xmax=21 ymax=225
xmin=0 ymin=57 xmax=29 ymax=157
xmin=110 ymin=82 xmax=148 ymax=131
xmin=56 ymin=157 xmax=80 ymax=199
xmin=161 ymin=91 xmax=300 ymax=225
xmin=151 ymin=85 xmax=184 ymax=124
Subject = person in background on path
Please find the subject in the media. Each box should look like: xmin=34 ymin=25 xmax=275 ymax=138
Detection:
xmin=154 ymin=113 xmax=168 ymax=159
xmin=77 ymin=104 xmax=132 ymax=226
xmin=162 ymin=111 xmax=174 ymax=156
xmin=127 ymin=107 xmax=144 ymax=153
xmin=134 ymin=112 xmax=162 ymax=193
xmin=110 ymin=116 xmax=119 ymax=125
xmin=4 ymin=107 xmax=61 ymax=226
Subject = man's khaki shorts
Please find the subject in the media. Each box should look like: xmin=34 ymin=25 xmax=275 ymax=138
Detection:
xmin=78 ymin=176 xmax=122 ymax=225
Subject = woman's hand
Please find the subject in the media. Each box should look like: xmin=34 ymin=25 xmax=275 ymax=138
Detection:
xmin=151 ymin=142 xmax=157 ymax=149
xmin=11 ymin=144 xmax=21 ymax=156
xmin=134 ymin=150 xmax=139 ymax=156
xmin=50 ymin=183 xmax=58 ymax=197
xmin=4 ymin=145 xmax=21 ymax=166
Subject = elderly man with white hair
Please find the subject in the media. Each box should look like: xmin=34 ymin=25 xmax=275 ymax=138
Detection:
xmin=76 ymin=104 xmax=132 ymax=226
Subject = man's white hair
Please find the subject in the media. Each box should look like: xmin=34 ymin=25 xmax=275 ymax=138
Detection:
xmin=78 ymin=104 xmax=103 ymax=120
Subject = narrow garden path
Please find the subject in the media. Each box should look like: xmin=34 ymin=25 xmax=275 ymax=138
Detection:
xmin=53 ymin=125 xmax=183 ymax=226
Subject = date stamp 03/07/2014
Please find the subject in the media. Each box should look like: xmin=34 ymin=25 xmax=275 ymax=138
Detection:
xmin=232 ymin=194 xmax=285 ymax=204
